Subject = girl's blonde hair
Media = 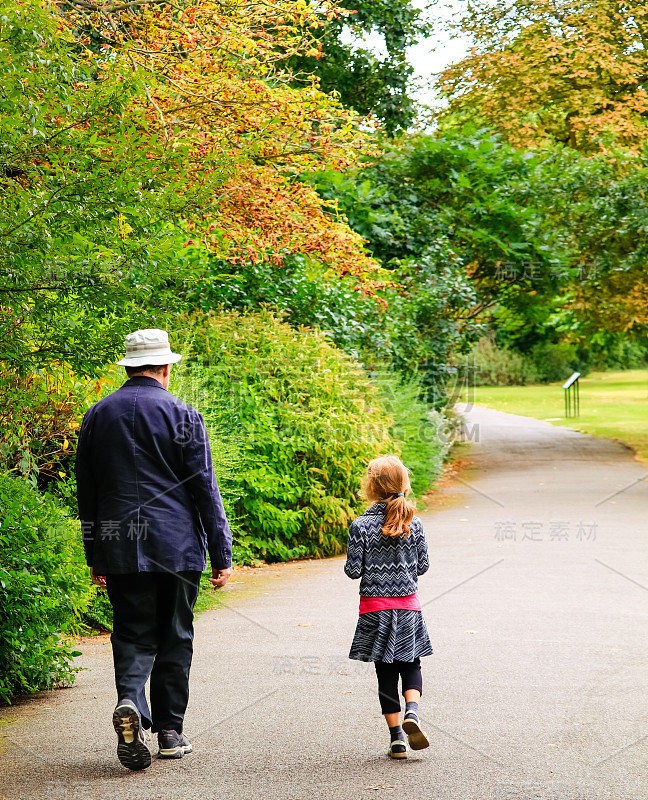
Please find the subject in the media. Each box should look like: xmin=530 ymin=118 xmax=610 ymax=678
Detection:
xmin=362 ymin=455 xmax=416 ymax=538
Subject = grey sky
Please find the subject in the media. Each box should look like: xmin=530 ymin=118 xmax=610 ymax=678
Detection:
xmin=340 ymin=0 xmax=472 ymax=110
xmin=408 ymin=0 xmax=472 ymax=107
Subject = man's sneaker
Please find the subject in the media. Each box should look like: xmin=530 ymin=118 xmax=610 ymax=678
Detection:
xmin=112 ymin=700 xmax=151 ymax=771
xmin=158 ymin=730 xmax=193 ymax=759
xmin=402 ymin=712 xmax=430 ymax=751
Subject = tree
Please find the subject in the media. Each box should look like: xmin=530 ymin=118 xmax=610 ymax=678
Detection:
xmin=311 ymin=125 xmax=648 ymax=379
xmin=289 ymin=0 xmax=431 ymax=134
xmin=528 ymin=145 xmax=648 ymax=331
xmin=0 ymin=2 xmax=204 ymax=374
xmin=58 ymin=0 xmax=376 ymax=262
xmin=437 ymin=0 xmax=648 ymax=152
xmin=312 ymin=127 xmax=573 ymax=399
xmin=0 ymin=1 xmax=385 ymax=374
xmin=315 ymin=128 xmax=569 ymax=306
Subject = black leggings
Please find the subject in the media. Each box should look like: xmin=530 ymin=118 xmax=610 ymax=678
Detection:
xmin=374 ymin=659 xmax=423 ymax=715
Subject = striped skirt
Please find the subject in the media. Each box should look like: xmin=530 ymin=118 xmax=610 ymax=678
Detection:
xmin=349 ymin=609 xmax=433 ymax=663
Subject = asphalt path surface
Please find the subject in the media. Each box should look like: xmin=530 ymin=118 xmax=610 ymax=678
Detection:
xmin=1 ymin=405 xmax=646 ymax=800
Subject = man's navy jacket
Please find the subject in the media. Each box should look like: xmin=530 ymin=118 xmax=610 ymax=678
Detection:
xmin=76 ymin=376 xmax=232 ymax=575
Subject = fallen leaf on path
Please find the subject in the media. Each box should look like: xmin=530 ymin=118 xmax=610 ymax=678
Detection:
xmin=465 ymin=630 xmax=477 ymax=634
xmin=298 ymin=623 xmax=312 ymax=627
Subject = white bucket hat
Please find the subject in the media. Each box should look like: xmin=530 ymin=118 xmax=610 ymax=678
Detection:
xmin=117 ymin=329 xmax=182 ymax=367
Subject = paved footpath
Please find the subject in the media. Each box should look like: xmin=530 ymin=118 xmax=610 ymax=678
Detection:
xmin=1 ymin=406 xmax=647 ymax=800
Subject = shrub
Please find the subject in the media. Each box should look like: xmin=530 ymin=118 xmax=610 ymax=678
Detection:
xmin=168 ymin=354 xmax=254 ymax=564
xmin=178 ymin=309 xmax=394 ymax=560
xmin=0 ymin=473 xmax=92 ymax=702
xmin=78 ymin=589 xmax=113 ymax=633
xmin=587 ymin=335 xmax=648 ymax=371
xmin=459 ymin=336 xmax=539 ymax=386
xmin=0 ymin=365 xmax=92 ymax=488
xmin=529 ymin=341 xmax=585 ymax=383
xmin=371 ymin=370 xmax=446 ymax=496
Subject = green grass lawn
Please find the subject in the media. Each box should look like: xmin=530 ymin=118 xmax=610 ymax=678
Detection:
xmin=461 ymin=368 xmax=648 ymax=461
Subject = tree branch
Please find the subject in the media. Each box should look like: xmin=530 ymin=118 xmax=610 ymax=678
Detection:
xmin=61 ymin=0 xmax=170 ymax=13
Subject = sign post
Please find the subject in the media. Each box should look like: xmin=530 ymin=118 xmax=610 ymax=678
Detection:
xmin=562 ymin=372 xmax=581 ymax=418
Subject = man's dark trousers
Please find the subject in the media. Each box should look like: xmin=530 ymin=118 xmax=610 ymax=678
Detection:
xmin=76 ymin=375 xmax=232 ymax=734
xmin=106 ymin=571 xmax=201 ymax=733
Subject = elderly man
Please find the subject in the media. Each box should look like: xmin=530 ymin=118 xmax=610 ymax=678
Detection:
xmin=76 ymin=329 xmax=232 ymax=770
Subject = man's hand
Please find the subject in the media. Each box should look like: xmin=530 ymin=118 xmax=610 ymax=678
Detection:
xmin=90 ymin=568 xmax=106 ymax=589
xmin=209 ymin=567 xmax=232 ymax=590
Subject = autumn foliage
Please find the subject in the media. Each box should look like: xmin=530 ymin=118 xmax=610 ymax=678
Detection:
xmin=58 ymin=0 xmax=380 ymax=277
xmin=438 ymin=0 xmax=648 ymax=153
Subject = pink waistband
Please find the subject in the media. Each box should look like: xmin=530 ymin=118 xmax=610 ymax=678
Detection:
xmin=359 ymin=593 xmax=421 ymax=614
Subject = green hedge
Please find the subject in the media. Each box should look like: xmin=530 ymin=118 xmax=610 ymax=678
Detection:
xmin=0 ymin=473 xmax=91 ymax=702
xmin=371 ymin=370 xmax=446 ymax=496
xmin=458 ymin=335 xmax=648 ymax=387
xmin=458 ymin=336 xmax=540 ymax=386
xmin=178 ymin=309 xmax=394 ymax=560
xmin=169 ymin=355 xmax=249 ymax=562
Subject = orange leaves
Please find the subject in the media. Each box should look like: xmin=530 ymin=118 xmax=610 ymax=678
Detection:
xmin=438 ymin=0 xmax=648 ymax=153
xmin=56 ymin=0 xmax=379 ymax=285
xmin=571 ymin=267 xmax=648 ymax=330
xmin=77 ymin=1 xmax=368 ymax=172
xmin=194 ymin=163 xmax=379 ymax=283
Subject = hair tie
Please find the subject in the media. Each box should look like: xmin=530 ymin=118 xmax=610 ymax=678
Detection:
xmin=397 ymin=492 xmax=404 ymax=497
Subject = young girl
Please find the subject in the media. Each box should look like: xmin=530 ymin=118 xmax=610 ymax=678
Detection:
xmin=345 ymin=455 xmax=432 ymax=759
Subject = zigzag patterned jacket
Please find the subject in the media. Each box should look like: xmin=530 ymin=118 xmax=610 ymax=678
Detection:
xmin=344 ymin=503 xmax=429 ymax=597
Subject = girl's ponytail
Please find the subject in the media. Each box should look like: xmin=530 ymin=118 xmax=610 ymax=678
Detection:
xmin=362 ymin=455 xmax=416 ymax=538
xmin=382 ymin=493 xmax=415 ymax=538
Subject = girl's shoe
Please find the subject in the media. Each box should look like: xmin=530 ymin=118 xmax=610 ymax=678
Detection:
xmin=402 ymin=713 xmax=430 ymax=751
xmin=388 ymin=739 xmax=408 ymax=759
